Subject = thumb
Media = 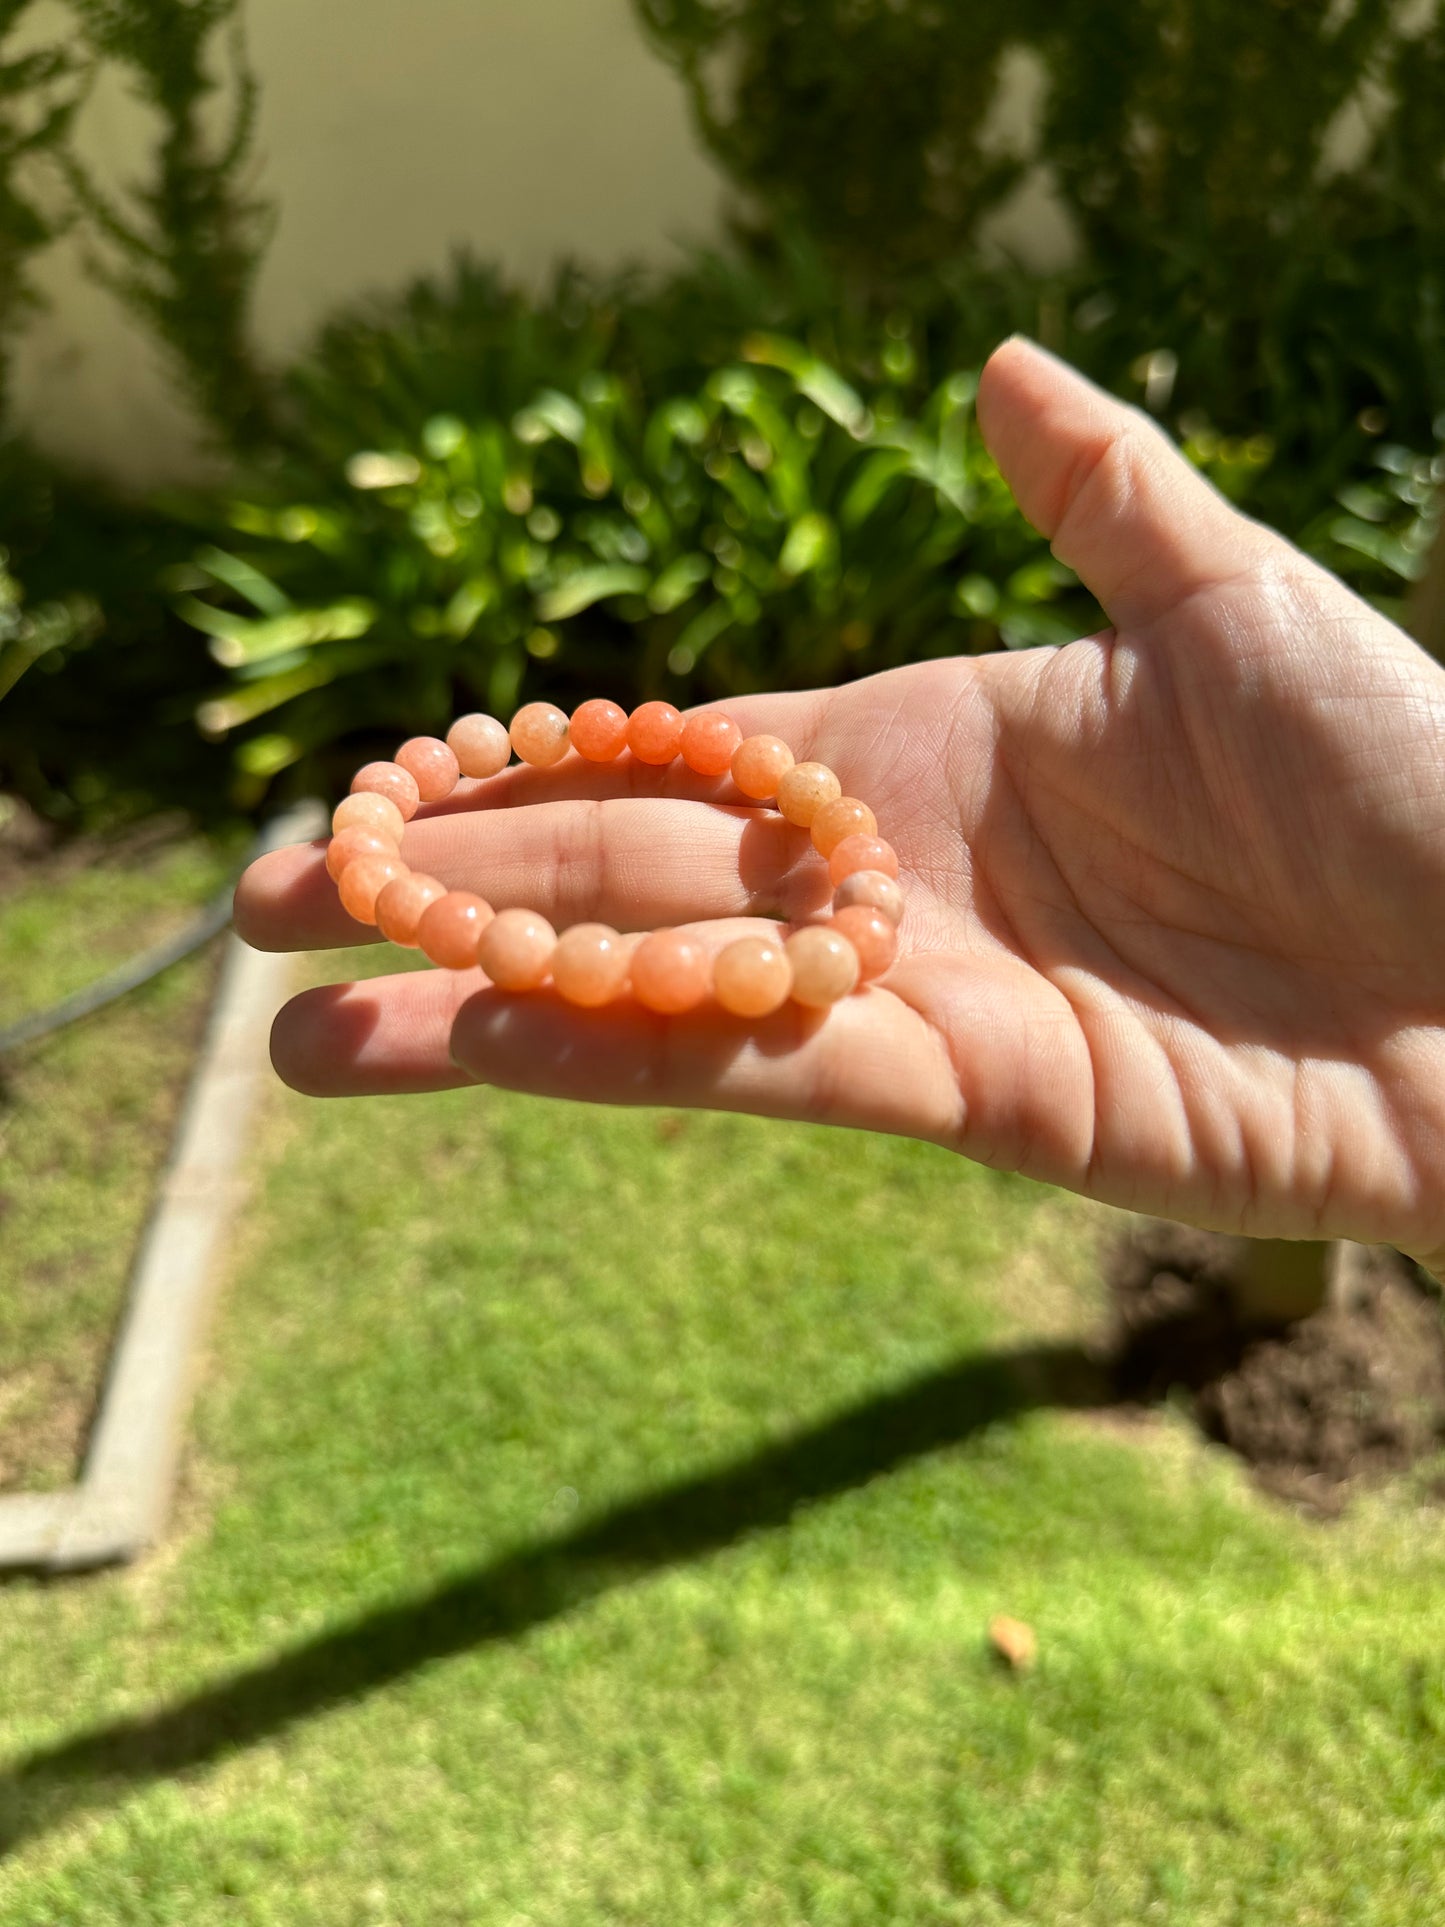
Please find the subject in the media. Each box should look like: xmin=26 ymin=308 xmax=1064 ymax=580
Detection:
xmin=976 ymin=336 xmax=1277 ymax=630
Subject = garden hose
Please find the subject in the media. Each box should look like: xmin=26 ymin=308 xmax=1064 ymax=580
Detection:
xmin=0 ymin=799 xmax=324 ymax=1060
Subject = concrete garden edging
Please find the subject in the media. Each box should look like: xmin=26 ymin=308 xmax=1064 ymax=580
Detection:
xmin=0 ymin=801 xmax=324 ymax=1572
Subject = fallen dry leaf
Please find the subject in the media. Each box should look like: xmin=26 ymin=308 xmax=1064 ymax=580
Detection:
xmin=988 ymin=1614 xmax=1037 ymax=1671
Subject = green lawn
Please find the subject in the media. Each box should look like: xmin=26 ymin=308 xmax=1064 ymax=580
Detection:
xmin=2 ymin=935 xmax=1444 ymax=1922
xmin=0 ymin=830 xmax=236 ymax=1490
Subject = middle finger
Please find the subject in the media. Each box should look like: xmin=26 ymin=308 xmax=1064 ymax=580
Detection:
xmin=235 ymin=796 xmax=834 ymax=953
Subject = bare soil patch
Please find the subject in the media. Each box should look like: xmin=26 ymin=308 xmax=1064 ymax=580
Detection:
xmin=1108 ymin=1222 xmax=1445 ymax=1511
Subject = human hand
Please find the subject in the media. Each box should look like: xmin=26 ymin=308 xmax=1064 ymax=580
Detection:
xmin=237 ymin=339 xmax=1445 ymax=1275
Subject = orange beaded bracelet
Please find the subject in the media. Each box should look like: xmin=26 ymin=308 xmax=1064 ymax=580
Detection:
xmin=326 ymin=701 xmax=904 ymax=1018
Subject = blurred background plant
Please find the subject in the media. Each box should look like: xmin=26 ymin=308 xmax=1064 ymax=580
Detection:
xmin=0 ymin=0 xmax=83 ymax=419
xmin=0 ymin=0 xmax=1440 ymax=823
xmin=0 ymin=0 xmax=90 ymax=727
xmin=174 ymin=295 xmax=1094 ymax=805
xmin=0 ymin=0 xmax=269 ymax=823
xmin=65 ymin=0 xmax=274 ymax=452
xmin=636 ymin=0 xmax=1445 ymax=466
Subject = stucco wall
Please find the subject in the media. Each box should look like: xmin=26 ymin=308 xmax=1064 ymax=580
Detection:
xmin=10 ymin=0 xmax=726 ymax=485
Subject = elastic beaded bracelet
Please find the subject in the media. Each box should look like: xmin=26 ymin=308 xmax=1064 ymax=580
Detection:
xmin=326 ymin=701 xmax=905 ymax=1018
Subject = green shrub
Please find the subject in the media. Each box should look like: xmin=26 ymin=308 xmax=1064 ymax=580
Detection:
xmin=280 ymin=244 xmax=1019 ymax=464
xmin=1296 ymin=437 xmax=1444 ymax=634
xmin=0 ymin=0 xmax=272 ymax=823
xmin=4 ymin=249 xmax=1437 ymax=824
xmin=0 ymin=438 xmax=228 ymax=823
xmin=176 ymin=252 xmax=1441 ymax=809
xmin=637 ymin=2 xmax=1445 ymax=489
xmin=178 ymin=295 xmax=1093 ymax=803
xmin=2 ymin=0 xmax=1441 ymax=824
xmin=0 ymin=1 xmax=83 ymax=418
xmin=67 ymin=0 xmax=275 ymax=451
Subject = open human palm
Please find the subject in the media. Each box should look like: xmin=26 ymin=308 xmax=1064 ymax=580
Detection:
xmin=239 ymin=340 xmax=1445 ymax=1274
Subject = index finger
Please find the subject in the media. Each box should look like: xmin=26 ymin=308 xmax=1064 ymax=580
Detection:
xmin=234 ymin=691 xmax=837 ymax=954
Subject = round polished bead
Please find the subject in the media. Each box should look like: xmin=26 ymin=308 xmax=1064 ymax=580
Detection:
xmin=828 ymin=834 xmax=899 ymax=887
xmin=352 ymin=760 xmax=421 ymax=822
xmin=785 ymin=926 xmax=860 ymax=1007
xmin=829 ymin=905 xmax=898 ymax=980
xmin=375 ymin=871 xmax=447 ymax=947
xmin=551 ymin=922 xmax=632 ymax=1007
xmin=777 ymin=761 xmax=842 ymax=829
xmin=713 ymin=935 xmax=793 ymax=1017
xmin=395 ymin=735 xmax=460 ymax=803
xmin=810 ymin=795 xmax=877 ymax=857
xmin=629 ymin=929 xmax=711 ymax=1014
xmin=332 ymin=790 xmax=407 ymax=843
xmin=479 ymin=907 xmax=557 ymax=989
xmin=418 ymin=891 xmax=495 ymax=969
xmin=833 ymin=868 xmax=905 ymax=927
xmin=570 ymin=699 xmax=630 ymax=763
xmin=628 ymin=701 xmax=685 ymax=766
xmin=680 ymin=710 xmax=742 ymax=777
xmin=731 ymin=734 xmax=795 ymax=800
xmin=447 ymin=712 xmax=512 ymax=779
xmin=352 ymin=759 xmax=421 ymax=820
xmin=338 ymin=852 xmax=406 ymax=924
xmin=326 ymin=826 xmax=398 ymax=883
xmin=510 ymin=702 xmax=571 ymax=767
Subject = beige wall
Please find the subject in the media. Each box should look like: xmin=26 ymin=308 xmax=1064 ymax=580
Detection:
xmin=11 ymin=0 xmax=725 ymax=485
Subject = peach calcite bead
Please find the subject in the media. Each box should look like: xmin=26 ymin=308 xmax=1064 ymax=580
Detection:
xmin=628 ymin=701 xmax=684 ymax=765
xmin=329 ymin=699 xmax=903 ymax=1028
xmin=829 ymin=905 xmax=897 ymax=980
xmin=418 ymin=892 xmax=494 ymax=969
xmin=833 ymin=868 xmax=904 ymax=927
xmin=777 ymin=761 xmax=841 ymax=829
xmin=570 ymin=699 xmax=629 ymax=763
xmin=447 ymin=712 xmax=512 ymax=779
xmin=629 ymin=930 xmax=711 ymax=1013
xmin=732 ymin=734 xmax=794 ymax=800
xmin=810 ymin=795 xmax=876 ymax=857
xmin=713 ymin=935 xmax=793 ymax=1017
xmin=376 ymin=872 xmax=447 ymax=947
xmin=680 ymin=710 xmax=742 ymax=777
xmin=510 ymin=702 xmax=571 ymax=767
xmin=333 ymin=790 xmax=407 ymax=843
xmin=785 ymin=926 xmax=859 ymax=1006
xmin=828 ymin=833 xmax=898 ymax=887
xmin=339 ymin=852 xmax=405 ymax=924
xmin=395 ymin=735 xmax=460 ymax=803
xmin=352 ymin=760 xmax=421 ymax=821
xmin=551 ymin=923 xmax=632 ymax=1007
xmin=326 ymin=825 xmax=397 ymax=882
xmin=479 ymin=908 xmax=557 ymax=989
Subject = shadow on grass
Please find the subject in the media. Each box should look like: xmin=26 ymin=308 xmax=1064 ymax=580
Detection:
xmin=0 ymin=1340 xmax=1107 ymax=1856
